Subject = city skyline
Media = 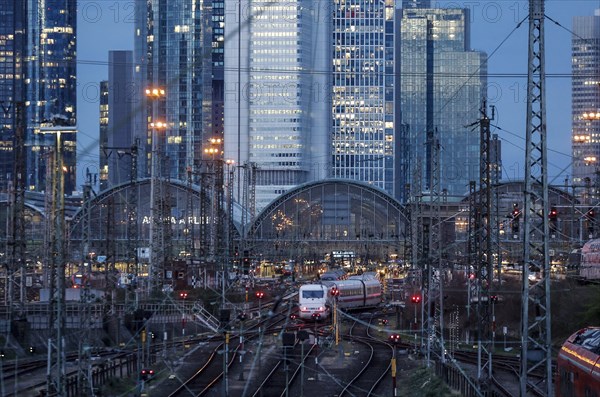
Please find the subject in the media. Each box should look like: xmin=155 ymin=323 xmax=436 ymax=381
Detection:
xmin=77 ymin=0 xmax=598 ymax=194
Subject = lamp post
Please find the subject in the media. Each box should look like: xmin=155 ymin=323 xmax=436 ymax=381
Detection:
xmin=203 ymin=138 xmax=225 ymax=302
xmin=39 ymin=124 xmax=76 ymax=396
xmin=145 ymin=87 xmax=166 ymax=294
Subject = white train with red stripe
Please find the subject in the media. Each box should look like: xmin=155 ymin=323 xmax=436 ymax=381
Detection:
xmin=298 ymin=275 xmax=382 ymax=320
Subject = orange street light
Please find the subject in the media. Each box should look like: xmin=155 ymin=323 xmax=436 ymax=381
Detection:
xmin=145 ymin=87 xmax=165 ymax=98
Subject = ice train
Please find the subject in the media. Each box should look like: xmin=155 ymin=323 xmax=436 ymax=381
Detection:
xmin=298 ymin=275 xmax=382 ymax=320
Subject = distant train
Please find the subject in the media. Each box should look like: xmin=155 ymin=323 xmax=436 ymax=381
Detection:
xmin=298 ymin=275 xmax=382 ymax=320
xmin=556 ymin=327 xmax=600 ymax=397
xmin=578 ymin=239 xmax=600 ymax=280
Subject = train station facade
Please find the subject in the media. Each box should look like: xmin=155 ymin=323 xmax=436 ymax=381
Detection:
xmin=0 ymin=179 xmax=592 ymax=298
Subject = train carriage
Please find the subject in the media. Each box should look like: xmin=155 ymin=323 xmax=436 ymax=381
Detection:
xmin=579 ymin=239 xmax=600 ymax=280
xmin=556 ymin=327 xmax=600 ymax=397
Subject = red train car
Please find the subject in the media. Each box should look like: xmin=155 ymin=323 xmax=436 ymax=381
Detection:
xmin=556 ymin=327 xmax=600 ymax=397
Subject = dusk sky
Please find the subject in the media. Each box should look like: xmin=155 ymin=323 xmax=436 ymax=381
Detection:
xmin=76 ymin=0 xmax=599 ymax=191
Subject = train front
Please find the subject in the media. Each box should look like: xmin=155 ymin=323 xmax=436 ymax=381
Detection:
xmin=298 ymin=284 xmax=330 ymax=320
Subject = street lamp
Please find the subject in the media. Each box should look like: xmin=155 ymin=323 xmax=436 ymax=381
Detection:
xmin=38 ymin=124 xmax=76 ymax=396
xmin=145 ymin=87 xmax=166 ymax=294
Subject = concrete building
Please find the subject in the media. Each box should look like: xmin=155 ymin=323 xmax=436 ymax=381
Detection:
xmin=98 ymin=51 xmax=136 ymax=189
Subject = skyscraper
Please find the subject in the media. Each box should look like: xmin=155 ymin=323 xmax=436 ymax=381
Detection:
xmin=99 ymin=81 xmax=109 ymax=191
xmin=331 ymin=0 xmax=399 ymax=200
xmin=0 ymin=0 xmax=77 ymax=194
xmin=134 ymin=0 xmax=213 ymax=181
xmin=571 ymin=10 xmax=600 ymax=187
xmin=0 ymin=1 xmax=26 ymax=192
xmin=99 ymin=51 xmax=135 ymax=189
xmin=400 ymin=7 xmax=486 ymax=199
xmin=224 ymin=0 xmax=330 ymax=212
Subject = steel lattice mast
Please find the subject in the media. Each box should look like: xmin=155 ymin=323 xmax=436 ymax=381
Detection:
xmin=425 ymin=130 xmax=443 ymax=366
xmin=77 ymin=170 xmax=94 ymax=395
xmin=520 ymin=1 xmax=553 ymax=395
xmin=7 ymin=102 xmax=26 ymax=305
xmin=476 ymin=102 xmax=494 ymax=388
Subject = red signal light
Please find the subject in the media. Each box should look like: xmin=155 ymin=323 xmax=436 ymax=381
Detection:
xmin=411 ymin=295 xmax=421 ymax=304
xmin=255 ymin=291 xmax=264 ymax=299
xmin=389 ymin=334 xmax=401 ymax=344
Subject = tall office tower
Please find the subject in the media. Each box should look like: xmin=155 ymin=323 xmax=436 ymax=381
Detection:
xmin=401 ymin=7 xmax=486 ymax=199
xmin=99 ymin=81 xmax=109 ymax=191
xmin=0 ymin=1 xmax=26 ymax=192
xmin=331 ymin=0 xmax=398 ymax=200
xmin=134 ymin=0 xmax=213 ymax=181
xmin=100 ymin=51 xmax=135 ymax=188
xmin=28 ymin=0 xmax=77 ymax=194
xmin=224 ymin=0 xmax=330 ymax=212
xmin=0 ymin=0 xmax=77 ymax=194
xmin=571 ymin=10 xmax=600 ymax=188
xmin=212 ymin=0 xmax=225 ymax=145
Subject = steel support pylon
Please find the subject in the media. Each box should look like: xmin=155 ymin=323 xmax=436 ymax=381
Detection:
xmin=520 ymin=1 xmax=553 ymax=396
xmin=425 ymin=130 xmax=444 ymax=366
xmin=476 ymin=103 xmax=494 ymax=389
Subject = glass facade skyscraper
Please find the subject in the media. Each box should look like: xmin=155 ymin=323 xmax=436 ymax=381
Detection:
xmin=134 ymin=0 xmax=213 ymax=181
xmin=331 ymin=0 xmax=398 ymax=199
xmin=571 ymin=10 xmax=600 ymax=186
xmin=400 ymin=7 xmax=486 ymax=199
xmin=0 ymin=0 xmax=77 ymax=194
xmin=224 ymin=0 xmax=330 ymax=212
xmin=0 ymin=1 xmax=26 ymax=192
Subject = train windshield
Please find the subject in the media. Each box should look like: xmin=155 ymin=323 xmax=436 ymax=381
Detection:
xmin=302 ymin=290 xmax=324 ymax=299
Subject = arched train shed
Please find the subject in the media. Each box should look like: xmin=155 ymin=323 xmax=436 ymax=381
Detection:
xmin=246 ymin=179 xmax=408 ymax=266
xmin=68 ymin=178 xmax=241 ymax=265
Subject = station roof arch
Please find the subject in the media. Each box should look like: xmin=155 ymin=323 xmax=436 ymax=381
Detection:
xmin=247 ymin=179 xmax=407 ymax=262
xmin=68 ymin=178 xmax=242 ymax=262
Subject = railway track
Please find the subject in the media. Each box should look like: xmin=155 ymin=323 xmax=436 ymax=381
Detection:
xmin=340 ymin=313 xmax=394 ymax=397
xmin=163 ymin=297 xmax=296 ymax=396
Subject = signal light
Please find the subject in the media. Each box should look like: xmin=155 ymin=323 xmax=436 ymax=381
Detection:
xmin=330 ymin=287 xmax=339 ymax=297
xmin=389 ymin=334 xmax=401 ymax=344
xmin=411 ymin=294 xmax=421 ymax=304
xmin=587 ymin=208 xmax=596 ymax=235
xmin=511 ymin=204 xmax=521 ymax=234
xmin=255 ymin=291 xmax=265 ymax=299
xmin=140 ymin=368 xmax=155 ymax=380
xmin=311 ymin=312 xmax=321 ymax=320
xmin=179 ymin=291 xmax=188 ymax=299
xmin=237 ymin=312 xmax=247 ymax=321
